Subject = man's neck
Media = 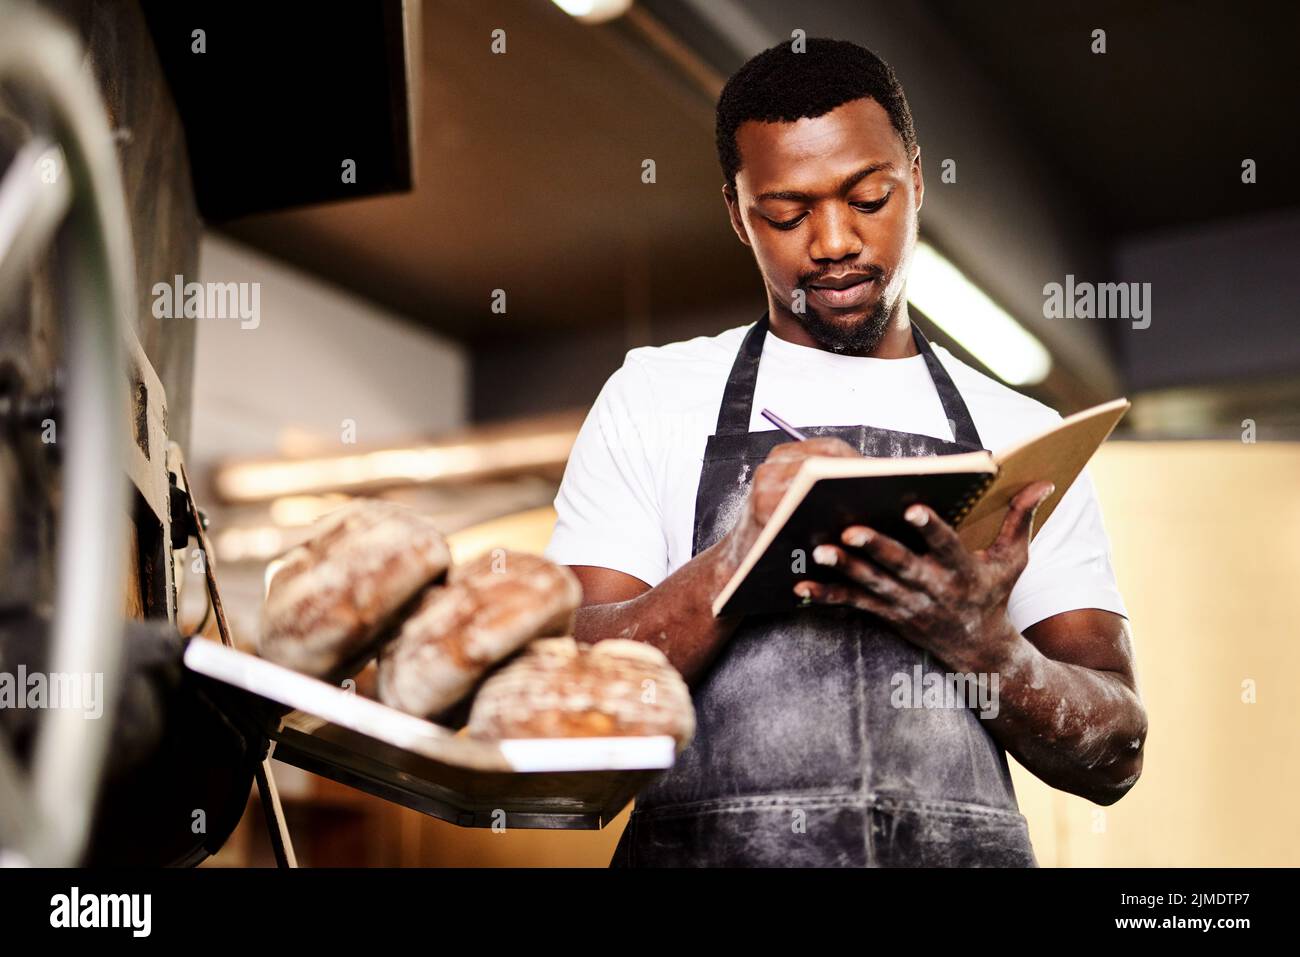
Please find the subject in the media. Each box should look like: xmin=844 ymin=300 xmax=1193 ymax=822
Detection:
xmin=766 ymin=302 xmax=919 ymax=359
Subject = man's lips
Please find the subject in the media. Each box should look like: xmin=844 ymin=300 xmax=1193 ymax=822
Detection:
xmin=806 ymin=275 xmax=877 ymax=308
xmin=808 ymin=272 xmax=876 ymax=290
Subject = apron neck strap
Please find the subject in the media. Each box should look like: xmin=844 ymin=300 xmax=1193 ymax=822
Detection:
xmin=713 ymin=311 xmax=983 ymax=449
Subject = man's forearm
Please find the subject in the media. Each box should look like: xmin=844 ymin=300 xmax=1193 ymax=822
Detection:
xmin=572 ymin=536 xmax=747 ymax=684
xmin=974 ymin=627 xmax=1147 ymax=805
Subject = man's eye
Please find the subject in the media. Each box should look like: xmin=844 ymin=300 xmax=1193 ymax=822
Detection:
xmin=851 ymin=195 xmax=890 ymax=213
xmin=767 ymin=213 xmax=808 ymax=230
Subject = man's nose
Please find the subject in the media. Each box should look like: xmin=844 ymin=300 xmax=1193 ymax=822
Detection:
xmin=808 ymin=204 xmax=864 ymax=262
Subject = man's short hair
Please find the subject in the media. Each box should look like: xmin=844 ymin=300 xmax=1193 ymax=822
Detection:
xmin=715 ymin=38 xmax=918 ymax=189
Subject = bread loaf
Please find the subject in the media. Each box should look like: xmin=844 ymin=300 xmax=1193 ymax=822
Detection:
xmin=258 ymin=499 xmax=450 ymax=678
xmin=466 ymin=637 xmax=695 ymax=751
xmin=377 ymin=549 xmax=582 ymax=719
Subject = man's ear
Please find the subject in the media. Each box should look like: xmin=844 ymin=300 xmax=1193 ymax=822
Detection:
xmin=722 ymin=183 xmax=752 ymax=248
xmin=911 ymin=146 xmax=924 ymax=214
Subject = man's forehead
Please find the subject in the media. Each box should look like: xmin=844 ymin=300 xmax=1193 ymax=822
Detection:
xmin=734 ymin=97 xmax=906 ymax=193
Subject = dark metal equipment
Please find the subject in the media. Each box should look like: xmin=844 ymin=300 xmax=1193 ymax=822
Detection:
xmin=0 ymin=3 xmax=259 ymax=867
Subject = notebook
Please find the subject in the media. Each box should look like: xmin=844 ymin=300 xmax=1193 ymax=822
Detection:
xmin=711 ymin=397 xmax=1130 ymax=618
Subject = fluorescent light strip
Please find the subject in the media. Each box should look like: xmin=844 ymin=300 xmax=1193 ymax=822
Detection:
xmin=550 ymin=0 xmax=633 ymax=24
xmin=908 ymin=241 xmax=1052 ymax=386
xmin=216 ymin=429 xmax=575 ymax=502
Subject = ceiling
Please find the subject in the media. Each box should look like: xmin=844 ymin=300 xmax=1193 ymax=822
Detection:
xmin=925 ymin=0 xmax=1300 ymax=237
xmin=216 ymin=0 xmax=1300 ymax=348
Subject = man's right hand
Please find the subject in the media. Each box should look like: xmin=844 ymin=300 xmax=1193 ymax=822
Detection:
xmin=721 ymin=436 xmax=862 ymax=566
xmin=570 ymin=435 xmax=861 ymax=684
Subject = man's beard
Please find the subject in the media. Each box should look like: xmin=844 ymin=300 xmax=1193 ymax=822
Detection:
xmin=794 ymin=293 xmax=894 ymax=356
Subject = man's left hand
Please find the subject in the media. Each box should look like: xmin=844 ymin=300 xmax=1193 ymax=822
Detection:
xmin=793 ymin=480 xmax=1056 ymax=672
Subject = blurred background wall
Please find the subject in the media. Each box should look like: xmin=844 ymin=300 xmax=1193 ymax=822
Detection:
xmin=1015 ymin=442 xmax=1300 ymax=867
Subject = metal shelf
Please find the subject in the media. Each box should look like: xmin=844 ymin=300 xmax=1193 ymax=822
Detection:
xmin=183 ymin=638 xmax=675 ymax=830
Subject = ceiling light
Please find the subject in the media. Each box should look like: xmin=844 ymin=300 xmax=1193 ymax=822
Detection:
xmin=550 ymin=0 xmax=633 ymax=25
xmin=908 ymin=240 xmax=1052 ymax=386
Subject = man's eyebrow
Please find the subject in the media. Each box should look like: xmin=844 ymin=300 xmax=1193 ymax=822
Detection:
xmin=753 ymin=163 xmax=895 ymax=203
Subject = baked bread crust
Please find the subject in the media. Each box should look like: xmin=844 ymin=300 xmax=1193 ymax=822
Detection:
xmin=466 ymin=636 xmax=695 ymax=751
xmin=257 ymin=500 xmax=451 ymax=678
xmin=377 ymin=550 xmax=582 ymax=718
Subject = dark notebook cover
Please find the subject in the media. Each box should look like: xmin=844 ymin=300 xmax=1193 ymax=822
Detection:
xmin=715 ymin=469 xmax=992 ymax=617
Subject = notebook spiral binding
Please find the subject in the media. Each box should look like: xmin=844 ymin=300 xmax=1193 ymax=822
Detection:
xmin=945 ymin=472 xmax=997 ymax=527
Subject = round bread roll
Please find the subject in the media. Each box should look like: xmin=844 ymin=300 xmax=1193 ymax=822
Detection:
xmin=466 ymin=637 xmax=695 ymax=751
xmin=258 ymin=499 xmax=450 ymax=678
xmin=377 ymin=549 xmax=582 ymax=719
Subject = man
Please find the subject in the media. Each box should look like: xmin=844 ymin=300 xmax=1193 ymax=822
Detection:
xmin=544 ymin=38 xmax=1146 ymax=867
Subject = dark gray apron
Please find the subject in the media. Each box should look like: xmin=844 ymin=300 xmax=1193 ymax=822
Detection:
xmin=610 ymin=313 xmax=1037 ymax=867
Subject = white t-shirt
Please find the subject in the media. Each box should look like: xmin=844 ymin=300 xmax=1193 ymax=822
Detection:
xmin=544 ymin=321 xmax=1128 ymax=634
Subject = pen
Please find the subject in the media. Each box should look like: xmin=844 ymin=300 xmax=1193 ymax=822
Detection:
xmin=761 ymin=409 xmax=814 ymax=606
xmin=760 ymin=408 xmax=810 ymax=441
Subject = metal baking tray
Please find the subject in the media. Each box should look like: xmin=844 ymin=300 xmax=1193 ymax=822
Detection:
xmin=183 ymin=638 xmax=675 ymax=830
